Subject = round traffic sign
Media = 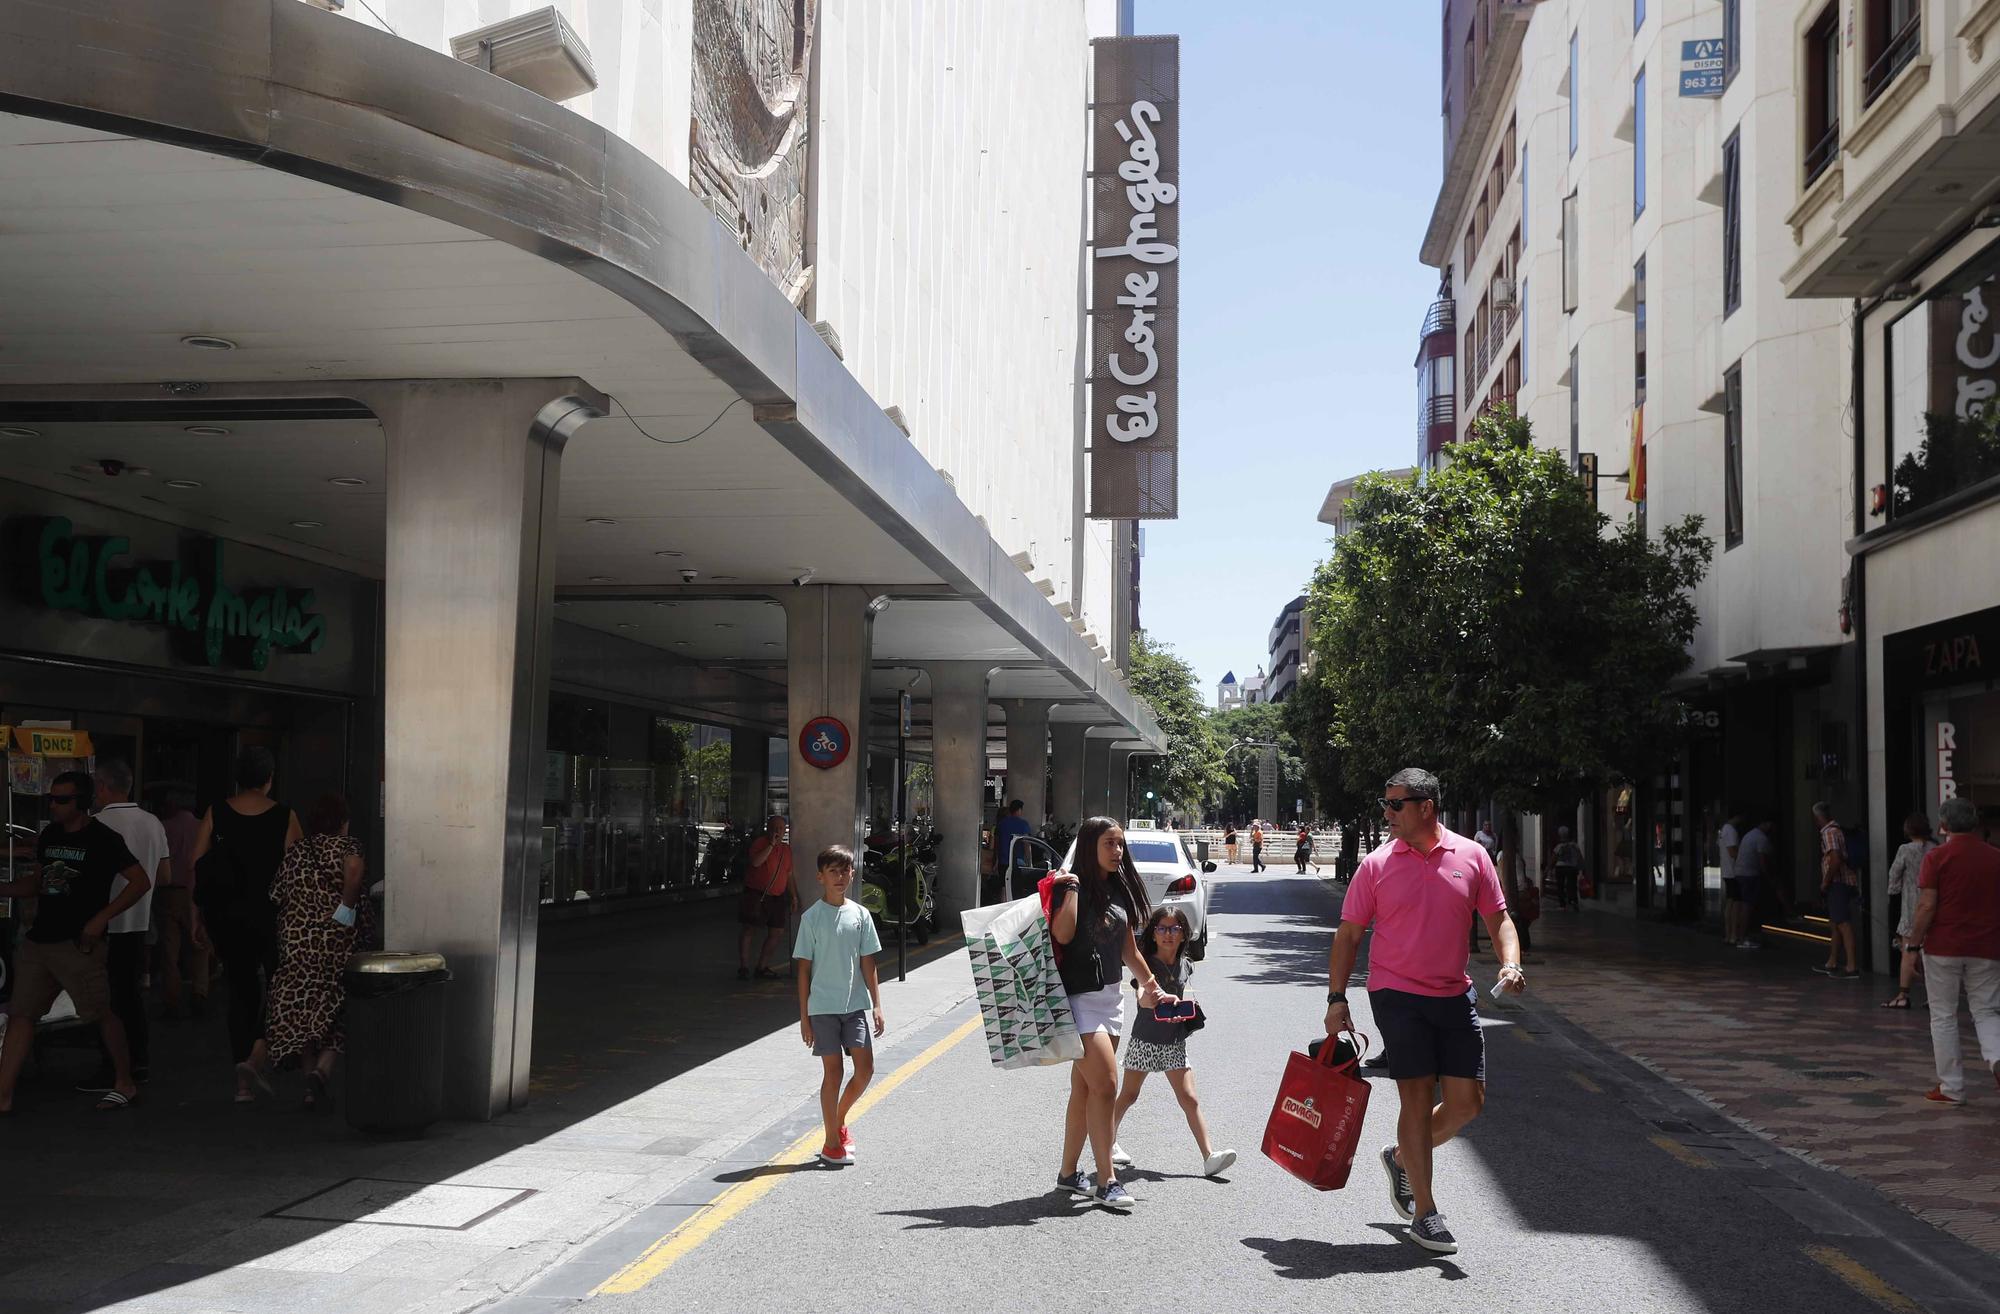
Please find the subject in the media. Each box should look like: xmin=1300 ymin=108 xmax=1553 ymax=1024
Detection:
xmin=799 ymin=716 xmax=852 ymax=770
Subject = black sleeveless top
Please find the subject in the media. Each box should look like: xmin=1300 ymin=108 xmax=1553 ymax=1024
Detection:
xmin=211 ymin=799 xmax=294 ymax=909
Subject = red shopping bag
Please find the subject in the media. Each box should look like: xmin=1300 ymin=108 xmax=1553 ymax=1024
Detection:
xmin=1261 ymin=1032 xmax=1372 ymax=1191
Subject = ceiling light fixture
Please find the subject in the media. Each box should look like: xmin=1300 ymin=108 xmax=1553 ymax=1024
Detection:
xmin=179 ymin=335 xmax=238 ymax=351
xmin=164 ymin=478 xmax=204 ymax=490
xmin=290 ymin=519 xmax=324 ymax=529
xmin=653 ymin=550 xmax=684 ymax=558
xmin=589 ymin=575 xmax=614 ymax=583
xmin=585 ymin=517 xmax=619 ymax=526
xmin=0 ymin=426 xmax=40 ymax=439
xmin=183 ymin=425 xmax=231 ymax=437
xmin=616 ymin=622 xmax=635 ymax=629
xmin=329 ymin=476 xmax=369 ymax=487
xmin=713 ymin=622 xmax=733 ymax=630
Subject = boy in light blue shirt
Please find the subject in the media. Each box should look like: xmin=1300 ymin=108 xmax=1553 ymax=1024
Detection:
xmin=795 ymin=845 xmax=884 ymax=1165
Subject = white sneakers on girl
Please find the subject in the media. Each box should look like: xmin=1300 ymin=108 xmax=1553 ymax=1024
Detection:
xmin=1203 ymin=1150 xmax=1237 ymax=1177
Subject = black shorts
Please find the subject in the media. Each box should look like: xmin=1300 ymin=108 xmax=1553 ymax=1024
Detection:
xmin=1722 ymin=877 xmax=1742 ymax=901
xmin=1826 ymin=880 xmax=1856 ymax=926
xmin=737 ymin=888 xmax=790 ymax=929
xmin=1370 ymin=985 xmax=1486 ymax=1082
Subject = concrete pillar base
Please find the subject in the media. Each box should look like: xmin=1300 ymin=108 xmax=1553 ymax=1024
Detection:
xmin=926 ymin=662 xmax=991 ymax=923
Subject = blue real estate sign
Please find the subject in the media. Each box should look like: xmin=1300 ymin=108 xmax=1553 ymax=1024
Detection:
xmin=1680 ymin=39 xmax=1725 ymax=97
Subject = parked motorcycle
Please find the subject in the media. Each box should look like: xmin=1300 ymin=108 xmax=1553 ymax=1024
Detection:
xmin=857 ymin=828 xmax=939 ymax=942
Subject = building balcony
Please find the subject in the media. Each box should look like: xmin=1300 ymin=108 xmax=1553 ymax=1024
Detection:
xmin=1416 ymin=297 xmax=1456 ymax=367
xmin=1421 ymin=0 xmax=1543 ymax=268
xmin=1420 ymin=393 xmax=1457 ymax=459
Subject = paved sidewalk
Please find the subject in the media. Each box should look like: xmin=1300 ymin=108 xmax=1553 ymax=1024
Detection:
xmin=0 ymin=901 xmax=973 ymax=1314
xmin=1486 ymin=907 xmax=2000 ymax=1259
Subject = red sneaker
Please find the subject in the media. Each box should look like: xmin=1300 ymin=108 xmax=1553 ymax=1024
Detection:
xmin=840 ymin=1126 xmax=857 ymax=1159
xmin=1924 ymin=1085 xmax=1964 ymax=1106
xmin=818 ymin=1143 xmax=851 ymax=1165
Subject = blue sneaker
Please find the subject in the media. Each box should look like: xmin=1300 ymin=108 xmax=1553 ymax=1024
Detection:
xmin=1058 ymin=1170 xmax=1095 ymax=1198
xmin=1381 ymin=1144 xmax=1415 ymax=1221
xmin=1095 ymin=1180 xmax=1134 ymax=1211
xmin=1409 ymin=1211 xmax=1457 ymax=1254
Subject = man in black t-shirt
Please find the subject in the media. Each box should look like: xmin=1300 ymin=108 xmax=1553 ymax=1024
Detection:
xmin=0 ymin=770 xmax=151 ymax=1112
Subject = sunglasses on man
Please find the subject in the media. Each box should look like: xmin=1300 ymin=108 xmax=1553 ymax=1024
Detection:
xmin=47 ymin=793 xmax=81 ymax=806
xmin=1378 ymin=795 xmax=1432 ymax=812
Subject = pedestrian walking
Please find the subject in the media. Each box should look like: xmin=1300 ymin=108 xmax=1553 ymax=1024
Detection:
xmin=1324 ymin=768 xmax=1524 ymax=1255
xmin=1734 ymin=817 xmax=1775 ymax=949
xmin=0 ymin=770 xmax=152 ymax=1113
xmin=794 ymin=845 xmax=884 ymax=1165
xmin=1718 ymin=808 xmax=1746 ymax=946
xmin=1549 ymin=827 xmax=1583 ymax=911
xmin=1812 ymin=802 xmax=1861 ymax=978
xmin=155 ymin=789 xmax=211 ymax=1019
xmin=737 ymin=815 xmax=796 ymax=981
xmin=1295 ymin=823 xmax=1314 ymax=875
xmin=1224 ymin=823 xmax=1239 ymax=866
xmin=1883 ymin=811 xmax=1936 ymax=1009
xmin=1042 ymin=816 xmax=1173 ymax=1211
xmin=1250 ymin=821 xmax=1265 ymax=874
xmin=1111 ymin=907 xmax=1235 ymax=1178
xmin=1907 ymin=798 xmax=2000 ymax=1106
xmin=993 ymin=799 xmax=1034 ymax=900
xmin=191 ymin=747 xmax=302 ymax=1104
xmin=82 ymin=760 xmax=168 ymax=1094
xmin=260 ymin=794 xmax=367 ymax=1111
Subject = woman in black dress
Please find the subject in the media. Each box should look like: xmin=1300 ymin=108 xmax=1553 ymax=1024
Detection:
xmin=191 ymin=747 xmax=301 ymax=1103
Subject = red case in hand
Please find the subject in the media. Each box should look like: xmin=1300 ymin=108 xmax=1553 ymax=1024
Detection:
xmin=1260 ymin=1032 xmax=1372 ymax=1191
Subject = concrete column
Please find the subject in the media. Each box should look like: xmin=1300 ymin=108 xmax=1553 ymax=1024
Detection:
xmin=729 ymin=730 xmax=768 ymax=826
xmin=782 ymin=587 xmax=876 ymax=911
xmin=1081 ymin=732 xmax=1112 ymax=822
xmin=377 ymin=378 xmax=604 ymax=1120
xmin=1108 ymin=747 xmax=1136 ymax=822
xmin=925 ymin=662 xmax=991 ymax=922
xmin=1049 ymin=722 xmax=1088 ymax=828
xmin=999 ymin=699 xmax=1053 ymax=829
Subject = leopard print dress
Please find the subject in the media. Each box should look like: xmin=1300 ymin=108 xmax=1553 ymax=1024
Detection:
xmin=266 ymin=833 xmax=364 ymax=1064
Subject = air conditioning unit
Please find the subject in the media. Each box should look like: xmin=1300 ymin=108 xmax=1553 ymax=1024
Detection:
xmin=1492 ymin=277 xmax=1517 ymax=309
xmin=451 ymin=7 xmax=598 ymax=103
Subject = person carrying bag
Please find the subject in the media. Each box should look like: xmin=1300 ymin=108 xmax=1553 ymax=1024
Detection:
xmin=1263 ymin=1029 xmax=1372 ymax=1191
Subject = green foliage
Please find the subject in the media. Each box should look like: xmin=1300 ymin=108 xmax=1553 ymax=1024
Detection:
xmin=1892 ymin=409 xmax=2000 ymax=516
xmin=1207 ymin=701 xmax=1307 ymax=822
xmin=1127 ymin=630 xmax=1229 ymax=813
xmin=1302 ymin=408 xmax=1712 ymax=815
xmin=689 ymin=740 xmax=730 ymax=803
xmin=1281 ymin=670 xmax=1371 ymax=823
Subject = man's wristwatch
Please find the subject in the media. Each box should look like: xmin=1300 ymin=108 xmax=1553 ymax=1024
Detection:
xmin=1327 ymin=990 xmax=1347 ymax=1005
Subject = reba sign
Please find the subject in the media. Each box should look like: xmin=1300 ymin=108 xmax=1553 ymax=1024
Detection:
xmin=1928 ymin=273 xmax=2000 ymax=420
xmin=1089 ymin=35 xmax=1180 ymax=521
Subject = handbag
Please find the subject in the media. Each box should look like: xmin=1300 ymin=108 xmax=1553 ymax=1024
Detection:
xmin=1262 ymin=1030 xmax=1372 ymax=1191
xmin=961 ymin=892 xmax=1084 ymax=1069
xmin=1181 ymin=999 xmax=1207 ymax=1034
xmin=1036 ymin=874 xmax=1108 ymax=994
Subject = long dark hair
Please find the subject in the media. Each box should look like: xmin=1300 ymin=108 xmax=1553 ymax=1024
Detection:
xmin=1073 ymin=815 xmax=1150 ymax=931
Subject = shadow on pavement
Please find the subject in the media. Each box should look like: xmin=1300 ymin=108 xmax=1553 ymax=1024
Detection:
xmin=880 ymin=1192 xmax=1099 ymax=1230
xmin=1241 ymin=1226 xmax=1468 ymax=1280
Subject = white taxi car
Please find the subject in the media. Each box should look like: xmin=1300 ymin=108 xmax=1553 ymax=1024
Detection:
xmin=1062 ymin=822 xmax=1215 ymax=960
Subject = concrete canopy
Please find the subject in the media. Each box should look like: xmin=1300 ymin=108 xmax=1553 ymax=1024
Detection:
xmin=0 ymin=0 xmax=1161 ymax=751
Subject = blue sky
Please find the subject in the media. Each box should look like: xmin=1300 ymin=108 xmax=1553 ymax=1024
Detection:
xmin=1133 ymin=2 xmax=1437 ymax=702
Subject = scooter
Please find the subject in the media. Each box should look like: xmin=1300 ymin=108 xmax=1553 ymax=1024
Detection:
xmin=857 ymin=829 xmax=939 ymax=942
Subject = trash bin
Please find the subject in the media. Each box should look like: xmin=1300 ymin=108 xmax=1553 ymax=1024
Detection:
xmin=343 ymin=951 xmax=451 ymax=1135
xmin=1195 ymin=839 xmax=1210 ymax=865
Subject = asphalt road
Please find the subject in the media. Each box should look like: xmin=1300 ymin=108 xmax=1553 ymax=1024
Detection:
xmin=579 ymin=870 xmax=1992 ymax=1314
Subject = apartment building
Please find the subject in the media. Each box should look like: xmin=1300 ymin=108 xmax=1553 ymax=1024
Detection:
xmin=1780 ymin=0 xmax=2000 ymax=967
xmin=1419 ymin=0 xmax=1858 ymax=930
xmin=1267 ymin=595 xmax=1308 ymax=703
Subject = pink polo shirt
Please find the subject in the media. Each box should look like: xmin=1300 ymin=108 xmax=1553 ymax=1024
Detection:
xmin=1341 ymin=828 xmax=1506 ymax=997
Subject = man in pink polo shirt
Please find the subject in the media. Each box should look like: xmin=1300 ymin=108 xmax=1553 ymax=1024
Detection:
xmin=1324 ymin=767 xmax=1525 ymax=1256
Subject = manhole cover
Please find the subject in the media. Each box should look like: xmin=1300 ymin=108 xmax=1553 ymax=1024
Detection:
xmin=271 ymin=1178 xmax=535 ymax=1230
xmin=1804 ymin=1070 xmax=1873 ymax=1081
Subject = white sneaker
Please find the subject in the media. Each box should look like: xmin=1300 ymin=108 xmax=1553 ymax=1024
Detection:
xmin=1110 ymin=1142 xmax=1134 ymax=1168
xmin=1203 ymin=1150 xmax=1237 ymax=1177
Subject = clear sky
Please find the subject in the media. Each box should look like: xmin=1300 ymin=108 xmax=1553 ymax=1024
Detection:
xmin=1133 ymin=2 xmax=1438 ymax=703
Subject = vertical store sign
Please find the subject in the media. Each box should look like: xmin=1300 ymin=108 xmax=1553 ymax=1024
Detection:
xmin=1089 ymin=35 xmax=1180 ymax=521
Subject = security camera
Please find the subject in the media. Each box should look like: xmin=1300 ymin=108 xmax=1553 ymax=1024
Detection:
xmin=792 ymin=568 xmax=816 ymax=587
xmin=679 ymin=568 xmax=699 ymax=584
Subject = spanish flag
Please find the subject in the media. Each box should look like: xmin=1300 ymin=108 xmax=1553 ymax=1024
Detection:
xmin=1627 ymin=404 xmax=1646 ymax=504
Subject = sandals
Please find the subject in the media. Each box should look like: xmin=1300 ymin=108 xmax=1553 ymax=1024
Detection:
xmin=305 ymin=1070 xmax=331 ymax=1112
xmin=754 ymin=966 xmax=782 ymax=980
xmin=236 ymin=1061 xmax=274 ymax=1099
xmin=1882 ymin=993 xmax=1911 ymax=1009
xmin=95 ymin=1090 xmax=137 ymax=1111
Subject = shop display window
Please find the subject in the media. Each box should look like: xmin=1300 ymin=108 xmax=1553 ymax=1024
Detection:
xmin=1886 ymin=250 xmax=2000 ymax=519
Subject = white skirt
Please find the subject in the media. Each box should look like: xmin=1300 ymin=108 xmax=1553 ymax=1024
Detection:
xmin=1067 ymin=985 xmax=1125 ymax=1038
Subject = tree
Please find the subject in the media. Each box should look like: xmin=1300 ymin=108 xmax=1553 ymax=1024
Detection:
xmin=1281 ymin=669 xmax=1371 ymax=824
xmin=1302 ymin=408 xmax=1712 ymax=816
xmin=1207 ymin=701 xmax=1307 ymax=823
xmin=1127 ymin=630 xmax=1229 ymax=814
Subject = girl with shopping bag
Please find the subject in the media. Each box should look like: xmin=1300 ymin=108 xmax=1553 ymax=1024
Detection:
xmin=1039 ymin=817 xmax=1174 ymax=1211
xmin=1112 ymin=907 xmax=1236 ymax=1178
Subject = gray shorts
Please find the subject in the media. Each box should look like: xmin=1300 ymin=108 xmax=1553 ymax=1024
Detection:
xmin=810 ymin=1010 xmax=872 ymax=1056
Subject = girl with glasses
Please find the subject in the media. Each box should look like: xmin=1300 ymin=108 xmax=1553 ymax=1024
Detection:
xmin=1111 ymin=906 xmax=1236 ymax=1179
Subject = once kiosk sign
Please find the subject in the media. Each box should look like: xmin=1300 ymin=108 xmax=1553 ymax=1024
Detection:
xmin=1089 ymin=34 xmax=1180 ymax=521
xmin=22 ymin=517 xmax=326 ymax=670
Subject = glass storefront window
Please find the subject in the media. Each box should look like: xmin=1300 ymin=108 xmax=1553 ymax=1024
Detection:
xmin=1925 ymin=688 xmax=2000 ymax=833
xmin=1887 ymin=254 xmax=2000 ymax=518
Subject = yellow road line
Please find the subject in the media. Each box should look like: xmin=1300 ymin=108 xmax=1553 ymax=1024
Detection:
xmin=1804 ymin=1245 xmax=1922 ymax=1313
xmin=1567 ymin=1070 xmax=1603 ymax=1094
xmin=1648 ymin=1134 xmax=1713 ymax=1171
xmin=592 ymin=1013 xmax=982 ymax=1295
